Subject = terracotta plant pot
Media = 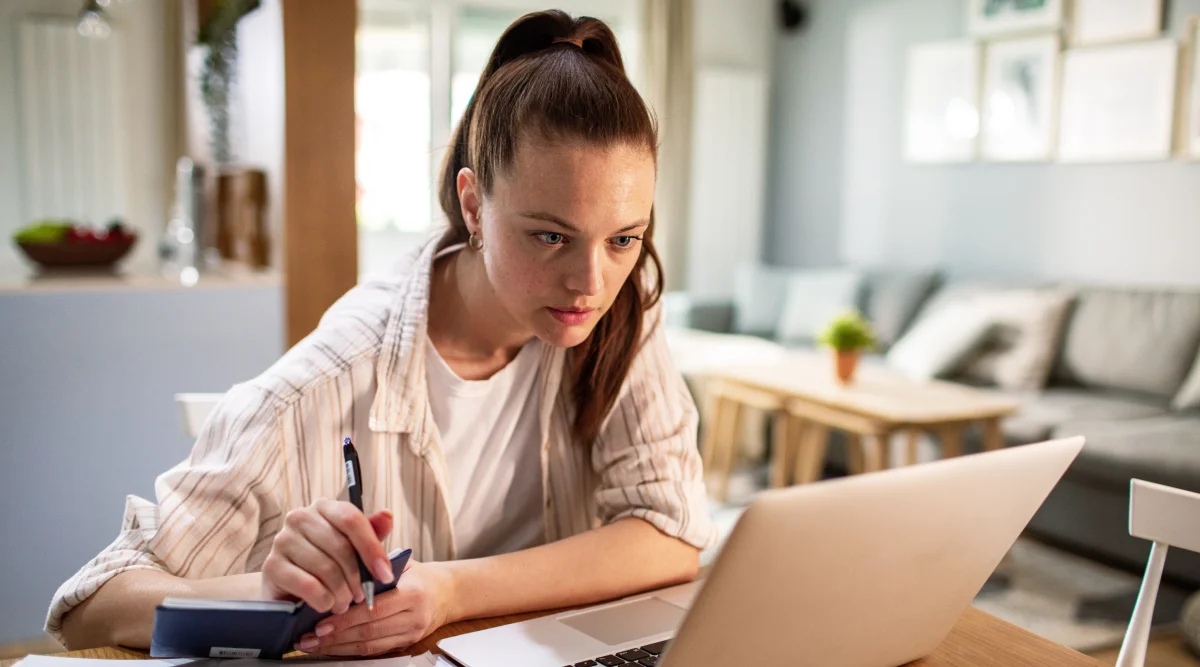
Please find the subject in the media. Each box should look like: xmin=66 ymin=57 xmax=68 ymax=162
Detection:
xmin=835 ymin=349 xmax=860 ymax=385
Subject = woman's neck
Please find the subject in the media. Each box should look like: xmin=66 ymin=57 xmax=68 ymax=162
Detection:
xmin=427 ymin=246 xmax=533 ymax=379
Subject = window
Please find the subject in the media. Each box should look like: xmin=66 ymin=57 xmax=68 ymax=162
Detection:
xmin=356 ymin=6 xmax=431 ymax=233
xmin=356 ymin=0 xmax=643 ymax=277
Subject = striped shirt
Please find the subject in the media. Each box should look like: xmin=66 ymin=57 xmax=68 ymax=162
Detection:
xmin=46 ymin=237 xmax=716 ymax=643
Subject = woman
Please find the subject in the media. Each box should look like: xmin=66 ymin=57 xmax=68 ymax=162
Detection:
xmin=52 ymin=10 xmax=714 ymax=655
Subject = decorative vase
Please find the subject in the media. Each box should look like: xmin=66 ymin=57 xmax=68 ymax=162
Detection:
xmin=835 ymin=349 xmax=860 ymax=385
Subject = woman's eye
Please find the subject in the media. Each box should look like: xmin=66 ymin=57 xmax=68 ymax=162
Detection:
xmin=612 ymin=235 xmax=638 ymax=248
xmin=535 ymin=232 xmax=565 ymax=246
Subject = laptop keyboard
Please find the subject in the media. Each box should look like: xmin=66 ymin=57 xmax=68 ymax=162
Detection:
xmin=563 ymin=640 xmax=669 ymax=667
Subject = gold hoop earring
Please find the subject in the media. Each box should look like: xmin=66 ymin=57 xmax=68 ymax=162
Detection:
xmin=468 ymin=233 xmax=483 ymax=250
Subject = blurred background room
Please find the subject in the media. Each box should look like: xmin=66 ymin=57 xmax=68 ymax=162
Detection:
xmin=1 ymin=0 xmax=1199 ymax=665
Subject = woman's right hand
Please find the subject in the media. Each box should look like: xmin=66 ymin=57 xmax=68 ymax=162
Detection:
xmin=261 ymin=499 xmax=396 ymax=614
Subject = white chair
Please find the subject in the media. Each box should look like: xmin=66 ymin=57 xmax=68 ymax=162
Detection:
xmin=174 ymin=392 xmax=225 ymax=438
xmin=1116 ymin=479 xmax=1200 ymax=667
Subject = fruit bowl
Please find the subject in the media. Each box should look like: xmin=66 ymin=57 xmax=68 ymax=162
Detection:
xmin=17 ymin=236 xmax=137 ymax=268
xmin=13 ymin=220 xmax=138 ymax=270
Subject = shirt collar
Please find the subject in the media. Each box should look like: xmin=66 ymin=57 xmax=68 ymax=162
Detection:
xmin=369 ymin=236 xmax=442 ymax=447
xmin=367 ymin=235 xmax=568 ymax=456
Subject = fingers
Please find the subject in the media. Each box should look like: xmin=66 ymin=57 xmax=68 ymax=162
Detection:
xmin=368 ymin=509 xmax=394 ymax=542
xmin=271 ymin=512 xmax=354 ymax=613
xmin=261 ymin=553 xmax=336 ymax=613
xmin=297 ymin=610 xmax=425 ymax=657
xmin=307 ymin=584 xmax=412 ymax=638
xmin=293 ymin=510 xmax=366 ymax=608
xmin=317 ymin=500 xmax=395 ymax=583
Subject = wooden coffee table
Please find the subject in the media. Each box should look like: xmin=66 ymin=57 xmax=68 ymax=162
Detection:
xmin=699 ymin=349 xmax=1020 ymax=500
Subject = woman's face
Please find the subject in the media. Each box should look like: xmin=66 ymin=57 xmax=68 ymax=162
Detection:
xmin=459 ymin=139 xmax=656 ymax=348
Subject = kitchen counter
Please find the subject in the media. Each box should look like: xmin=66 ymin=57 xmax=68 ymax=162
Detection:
xmin=0 ymin=258 xmax=281 ymax=294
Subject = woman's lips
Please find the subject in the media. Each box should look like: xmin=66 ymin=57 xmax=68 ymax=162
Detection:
xmin=547 ymin=307 xmax=594 ymax=326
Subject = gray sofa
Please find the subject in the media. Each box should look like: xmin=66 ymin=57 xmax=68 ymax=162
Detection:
xmin=670 ymin=268 xmax=1200 ymax=587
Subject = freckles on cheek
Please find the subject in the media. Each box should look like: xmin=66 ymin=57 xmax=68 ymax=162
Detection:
xmin=494 ymin=252 xmax=548 ymax=303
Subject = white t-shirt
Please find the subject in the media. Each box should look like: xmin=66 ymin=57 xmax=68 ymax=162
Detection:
xmin=425 ymin=337 xmax=545 ymax=560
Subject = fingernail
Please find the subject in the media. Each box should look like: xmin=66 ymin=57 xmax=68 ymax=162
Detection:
xmin=335 ymin=602 xmax=349 ymax=615
xmin=375 ymin=558 xmax=395 ymax=583
xmin=382 ymin=509 xmax=394 ymax=519
xmin=299 ymin=638 xmax=319 ymax=652
xmin=354 ymin=590 xmax=365 ymax=604
xmin=315 ymin=622 xmax=334 ymax=637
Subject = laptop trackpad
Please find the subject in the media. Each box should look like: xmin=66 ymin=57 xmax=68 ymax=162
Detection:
xmin=559 ymin=597 xmax=687 ymax=646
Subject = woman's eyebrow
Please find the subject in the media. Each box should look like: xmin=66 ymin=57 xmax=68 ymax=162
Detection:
xmin=520 ymin=211 xmax=650 ymax=234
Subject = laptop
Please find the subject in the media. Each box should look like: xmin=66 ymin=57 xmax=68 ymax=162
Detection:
xmin=438 ymin=436 xmax=1085 ymax=667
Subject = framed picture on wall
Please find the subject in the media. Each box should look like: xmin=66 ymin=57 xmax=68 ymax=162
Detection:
xmin=981 ymin=35 xmax=1060 ymax=161
xmin=1057 ymin=39 xmax=1178 ymax=163
xmin=905 ymin=40 xmax=981 ymax=163
xmin=1186 ymin=17 xmax=1200 ymax=159
xmin=1070 ymin=0 xmax=1162 ymax=46
xmin=967 ymin=0 xmax=1063 ymax=38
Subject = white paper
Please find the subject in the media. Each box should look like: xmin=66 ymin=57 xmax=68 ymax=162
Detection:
xmin=13 ymin=654 xmax=442 ymax=667
xmin=12 ymin=660 xmax=191 ymax=667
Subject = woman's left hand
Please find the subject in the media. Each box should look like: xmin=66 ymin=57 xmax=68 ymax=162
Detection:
xmin=294 ymin=561 xmax=456 ymax=656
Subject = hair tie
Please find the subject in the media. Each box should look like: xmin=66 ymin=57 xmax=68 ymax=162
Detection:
xmin=553 ymin=36 xmax=584 ymax=48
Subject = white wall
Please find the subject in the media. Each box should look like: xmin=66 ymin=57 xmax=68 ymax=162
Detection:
xmin=768 ymin=0 xmax=1200 ymax=287
xmin=683 ymin=0 xmax=774 ymax=297
xmin=0 ymin=0 xmax=178 ymax=270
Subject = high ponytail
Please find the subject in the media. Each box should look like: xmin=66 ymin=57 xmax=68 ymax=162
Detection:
xmin=438 ymin=10 xmax=664 ymax=448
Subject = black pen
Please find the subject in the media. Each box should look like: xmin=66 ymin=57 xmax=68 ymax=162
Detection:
xmin=342 ymin=437 xmax=376 ymax=610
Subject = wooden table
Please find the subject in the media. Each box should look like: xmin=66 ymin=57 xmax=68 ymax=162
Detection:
xmin=700 ymin=350 xmax=1020 ymax=499
xmin=0 ymin=606 xmax=1103 ymax=667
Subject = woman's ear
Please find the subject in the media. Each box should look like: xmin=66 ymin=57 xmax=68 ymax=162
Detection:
xmin=456 ymin=167 xmax=482 ymax=236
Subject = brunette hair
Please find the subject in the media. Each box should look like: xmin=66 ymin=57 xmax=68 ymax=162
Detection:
xmin=438 ymin=10 xmax=663 ymax=446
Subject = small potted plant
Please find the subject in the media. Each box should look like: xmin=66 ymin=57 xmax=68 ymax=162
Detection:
xmin=817 ymin=310 xmax=876 ymax=385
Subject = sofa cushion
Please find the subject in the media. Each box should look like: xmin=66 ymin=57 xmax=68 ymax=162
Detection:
xmin=732 ymin=265 xmax=792 ymax=336
xmin=859 ymin=269 xmax=941 ymax=349
xmin=886 ymin=299 xmax=995 ymax=380
xmin=1000 ymin=388 xmax=1171 ymax=444
xmin=1051 ymin=416 xmax=1200 ymax=494
xmin=775 ymin=269 xmax=864 ymax=345
xmin=1054 ymin=288 xmax=1200 ymax=399
xmin=1172 ymin=349 xmax=1200 ymax=411
xmin=958 ymin=289 xmax=1074 ymax=391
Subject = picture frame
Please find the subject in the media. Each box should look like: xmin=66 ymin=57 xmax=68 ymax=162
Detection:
xmin=981 ymin=35 xmax=1061 ymax=161
xmin=1185 ymin=17 xmax=1200 ymax=159
xmin=967 ymin=0 xmax=1063 ymax=38
xmin=1070 ymin=0 xmax=1163 ymax=46
xmin=905 ymin=40 xmax=982 ymax=164
xmin=1057 ymin=39 xmax=1179 ymax=163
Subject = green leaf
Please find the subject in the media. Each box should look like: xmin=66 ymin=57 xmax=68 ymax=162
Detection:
xmin=817 ymin=309 xmax=877 ymax=352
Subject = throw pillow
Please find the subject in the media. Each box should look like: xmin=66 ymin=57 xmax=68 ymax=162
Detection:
xmin=774 ymin=269 xmax=864 ymax=345
xmin=959 ymin=289 xmax=1075 ymax=391
xmin=1173 ymin=349 xmax=1200 ymax=411
xmin=885 ymin=300 xmax=995 ymax=380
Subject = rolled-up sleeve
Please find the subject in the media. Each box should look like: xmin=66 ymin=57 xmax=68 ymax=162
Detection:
xmin=592 ymin=306 xmax=717 ymax=551
xmin=45 ymin=384 xmax=286 ymax=645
